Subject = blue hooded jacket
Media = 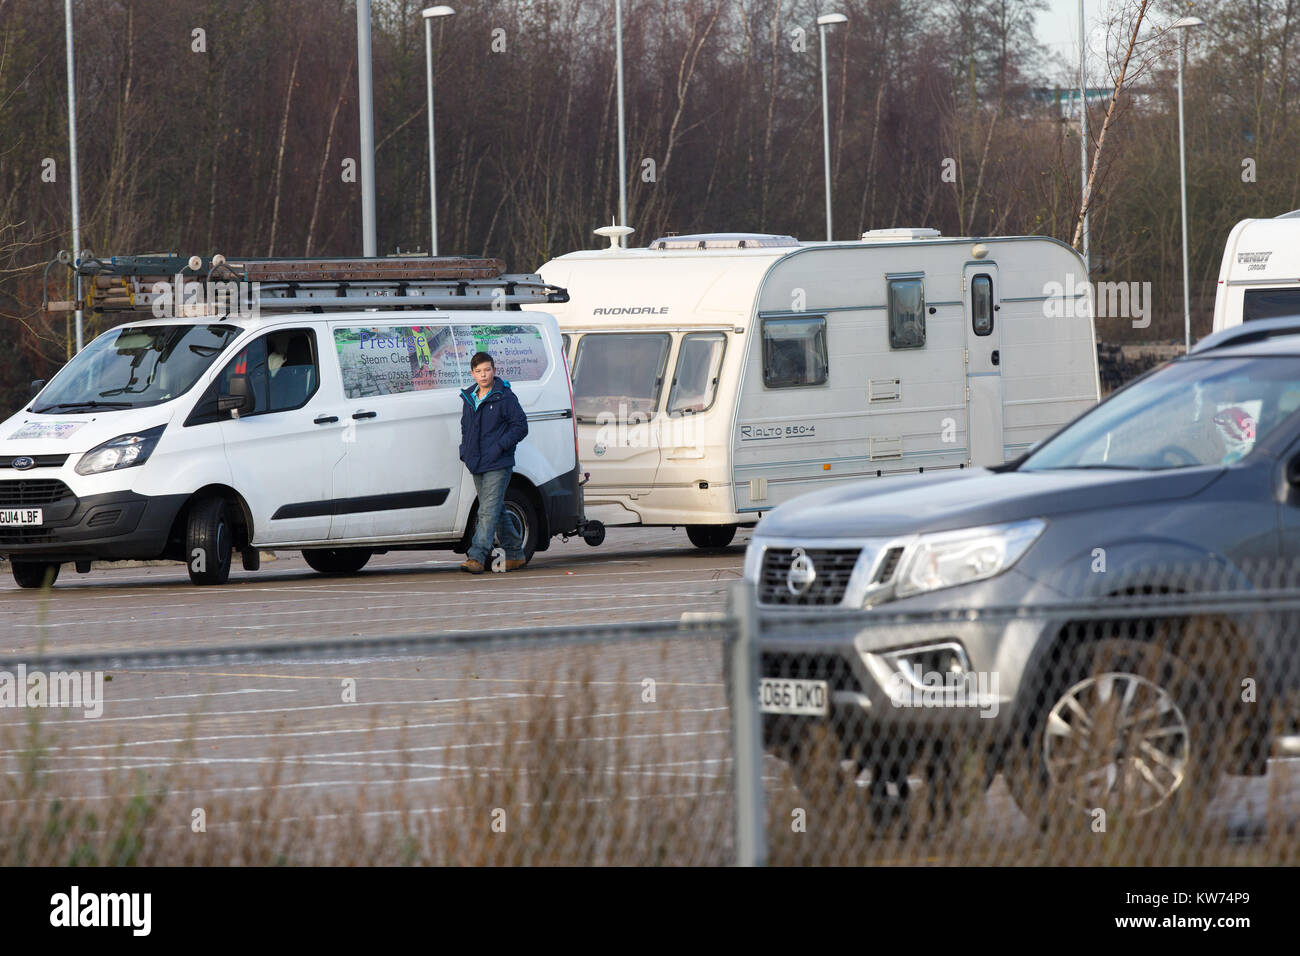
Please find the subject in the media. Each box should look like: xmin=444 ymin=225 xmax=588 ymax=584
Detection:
xmin=459 ymin=377 xmax=529 ymax=474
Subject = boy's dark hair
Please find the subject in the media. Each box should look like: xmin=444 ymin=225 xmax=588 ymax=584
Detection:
xmin=470 ymin=351 xmax=495 ymax=370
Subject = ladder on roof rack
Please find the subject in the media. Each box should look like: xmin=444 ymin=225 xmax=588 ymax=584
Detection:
xmin=44 ymin=253 xmax=569 ymax=316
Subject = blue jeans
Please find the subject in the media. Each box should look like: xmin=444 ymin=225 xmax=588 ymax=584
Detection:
xmin=468 ymin=468 xmax=524 ymax=565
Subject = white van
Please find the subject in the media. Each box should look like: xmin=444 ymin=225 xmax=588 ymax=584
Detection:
xmin=1211 ymin=211 xmax=1300 ymax=332
xmin=0 ymin=257 xmax=583 ymax=588
xmin=531 ymin=230 xmax=1099 ymax=548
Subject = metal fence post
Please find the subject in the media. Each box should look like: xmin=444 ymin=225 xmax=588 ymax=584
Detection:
xmin=728 ymin=579 xmax=767 ymax=866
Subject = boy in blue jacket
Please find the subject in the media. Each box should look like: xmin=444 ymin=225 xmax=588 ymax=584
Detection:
xmin=458 ymin=352 xmax=529 ymax=573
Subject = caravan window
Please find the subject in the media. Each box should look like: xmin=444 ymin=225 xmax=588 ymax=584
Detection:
xmin=668 ymin=332 xmax=726 ymax=415
xmin=971 ymin=274 xmax=994 ymax=336
xmin=1244 ymin=289 xmax=1300 ymax=321
xmin=762 ymin=317 xmax=828 ymax=388
xmin=888 ymin=277 xmax=926 ymax=349
xmin=572 ymin=332 xmax=670 ymax=422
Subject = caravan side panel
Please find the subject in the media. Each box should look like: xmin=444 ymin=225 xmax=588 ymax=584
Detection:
xmin=732 ymin=246 xmax=968 ymax=514
xmin=997 ymin=241 xmax=1099 ymax=459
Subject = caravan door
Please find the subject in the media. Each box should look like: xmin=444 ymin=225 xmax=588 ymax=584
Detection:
xmin=963 ymin=263 xmax=1004 ymax=466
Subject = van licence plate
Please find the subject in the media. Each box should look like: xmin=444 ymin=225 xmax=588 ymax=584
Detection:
xmin=758 ymin=678 xmax=829 ymax=716
xmin=0 ymin=509 xmax=42 ymax=526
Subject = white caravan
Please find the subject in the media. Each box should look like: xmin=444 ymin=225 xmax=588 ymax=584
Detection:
xmin=1211 ymin=211 xmax=1300 ymax=332
xmin=0 ymin=255 xmax=584 ymax=588
xmin=531 ymin=230 xmax=1099 ymax=548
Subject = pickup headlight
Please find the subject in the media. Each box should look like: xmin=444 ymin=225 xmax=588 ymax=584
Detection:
xmin=893 ymin=518 xmax=1045 ymax=598
xmin=75 ymin=425 xmax=166 ymax=476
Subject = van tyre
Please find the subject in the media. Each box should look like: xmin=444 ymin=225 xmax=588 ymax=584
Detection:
xmin=687 ymin=524 xmax=736 ymax=549
xmin=12 ymin=561 xmax=60 ymax=589
xmin=302 ymin=548 xmax=373 ymax=575
xmin=499 ymin=486 xmax=539 ymax=561
xmin=186 ymin=496 xmax=234 ymax=586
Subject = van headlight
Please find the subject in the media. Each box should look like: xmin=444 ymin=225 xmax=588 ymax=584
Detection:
xmin=893 ymin=519 xmax=1045 ymax=598
xmin=75 ymin=425 xmax=166 ymax=476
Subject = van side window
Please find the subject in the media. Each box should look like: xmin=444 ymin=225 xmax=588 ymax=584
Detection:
xmin=668 ymin=332 xmax=726 ymax=415
xmin=971 ymin=274 xmax=994 ymax=336
xmin=266 ymin=329 xmax=320 ymax=411
xmin=888 ymin=277 xmax=926 ymax=349
xmin=185 ymin=329 xmax=318 ymax=425
xmin=762 ymin=316 xmax=828 ymax=388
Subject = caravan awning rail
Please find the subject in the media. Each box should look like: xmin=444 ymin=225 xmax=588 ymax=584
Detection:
xmin=44 ymin=253 xmax=569 ymax=316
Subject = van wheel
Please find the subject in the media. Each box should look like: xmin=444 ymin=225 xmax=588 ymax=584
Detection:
xmin=499 ymin=486 xmax=539 ymax=561
xmin=186 ymin=496 xmax=233 ymax=586
xmin=302 ymin=548 xmax=373 ymax=575
xmin=12 ymin=561 xmax=60 ymax=589
xmin=687 ymin=525 xmax=736 ymax=549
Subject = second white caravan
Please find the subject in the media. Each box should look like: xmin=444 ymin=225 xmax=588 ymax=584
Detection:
xmin=1211 ymin=210 xmax=1300 ymax=332
xmin=531 ymin=230 xmax=1100 ymax=548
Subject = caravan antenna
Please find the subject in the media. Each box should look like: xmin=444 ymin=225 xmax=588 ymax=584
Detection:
xmin=594 ymin=221 xmax=635 ymax=250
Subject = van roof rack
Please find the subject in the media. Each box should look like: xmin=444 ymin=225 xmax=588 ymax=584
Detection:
xmin=45 ymin=253 xmax=569 ymax=316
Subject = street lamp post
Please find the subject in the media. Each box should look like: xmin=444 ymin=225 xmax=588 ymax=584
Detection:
xmin=817 ymin=13 xmax=847 ymax=242
xmin=615 ymin=0 xmax=628 ymax=246
xmin=1078 ymin=0 xmax=1090 ymax=278
xmin=1172 ymin=15 xmax=1204 ymax=352
xmin=357 ymin=0 xmax=377 ymax=256
xmin=422 ymin=6 xmax=455 ymax=257
xmin=64 ymin=0 xmax=83 ymax=352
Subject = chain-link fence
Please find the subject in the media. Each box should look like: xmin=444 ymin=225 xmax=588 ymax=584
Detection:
xmin=0 ymin=618 xmax=737 ymax=865
xmin=748 ymin=578 xmax=1300 ymax=866
xmin=5 ymin=574 xmax=1300 ymax=865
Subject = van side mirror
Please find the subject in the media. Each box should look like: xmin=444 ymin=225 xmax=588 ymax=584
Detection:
xmin=29 ymin=379 xmax=45 ymax=398
xmin=218 ymin=374 xmax=253 ymax=415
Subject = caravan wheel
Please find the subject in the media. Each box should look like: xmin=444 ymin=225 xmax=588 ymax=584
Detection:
xmin=686 ymin=525 xmax=737 ymax=549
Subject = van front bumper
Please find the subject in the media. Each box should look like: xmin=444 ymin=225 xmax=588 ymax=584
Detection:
xmin=0 ymin=486 xmax=187 ymax=563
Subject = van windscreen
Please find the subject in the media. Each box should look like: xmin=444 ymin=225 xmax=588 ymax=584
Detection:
xmin=33 ymin=324 xmax=241 ymax=413
xmin=572 ymin=333 xmax=670 ymax=422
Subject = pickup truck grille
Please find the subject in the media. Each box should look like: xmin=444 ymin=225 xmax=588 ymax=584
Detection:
xmin=0 ymin=479 xmax=73 ymax=507
xmin=759 ymin=547 xmax=861 ymax=606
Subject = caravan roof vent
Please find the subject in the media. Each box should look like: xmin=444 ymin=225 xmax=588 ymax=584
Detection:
xmin=1276 ymin=209 xmax=1300 ymax=219
xmin=649 ymin=233 xmax=799 ymax=250
xmin=861 ymin=228 xmax=943 ymax=241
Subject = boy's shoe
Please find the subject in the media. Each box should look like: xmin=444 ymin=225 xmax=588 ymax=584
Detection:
xmin=505 ymin=558 xmax=528 ymax=571
xmin=460 ymin=559 xmax=485 ymax=574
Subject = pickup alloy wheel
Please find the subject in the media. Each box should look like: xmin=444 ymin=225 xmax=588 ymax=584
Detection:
xmin=1006 ymin=635 xmax=1223 ymax=831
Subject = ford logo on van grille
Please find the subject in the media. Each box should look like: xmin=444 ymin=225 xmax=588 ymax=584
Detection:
xmin=10 ymin=457 xmax=34 ymax=471
xmin=786 ymin=547 xmax=817 ymax=596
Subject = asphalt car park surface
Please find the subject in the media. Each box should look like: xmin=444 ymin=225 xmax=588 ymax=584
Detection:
xmin=0 ymin=526 xmax=751 ymax=655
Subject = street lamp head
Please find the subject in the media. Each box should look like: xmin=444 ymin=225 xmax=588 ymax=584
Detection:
xmin=1170 ymin=16 xmax=1205 ymax=30
xmin=422 ymin=5 xmax=455 ymax=18
xmin=817 ymin=13 xmax=848 ymax=27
